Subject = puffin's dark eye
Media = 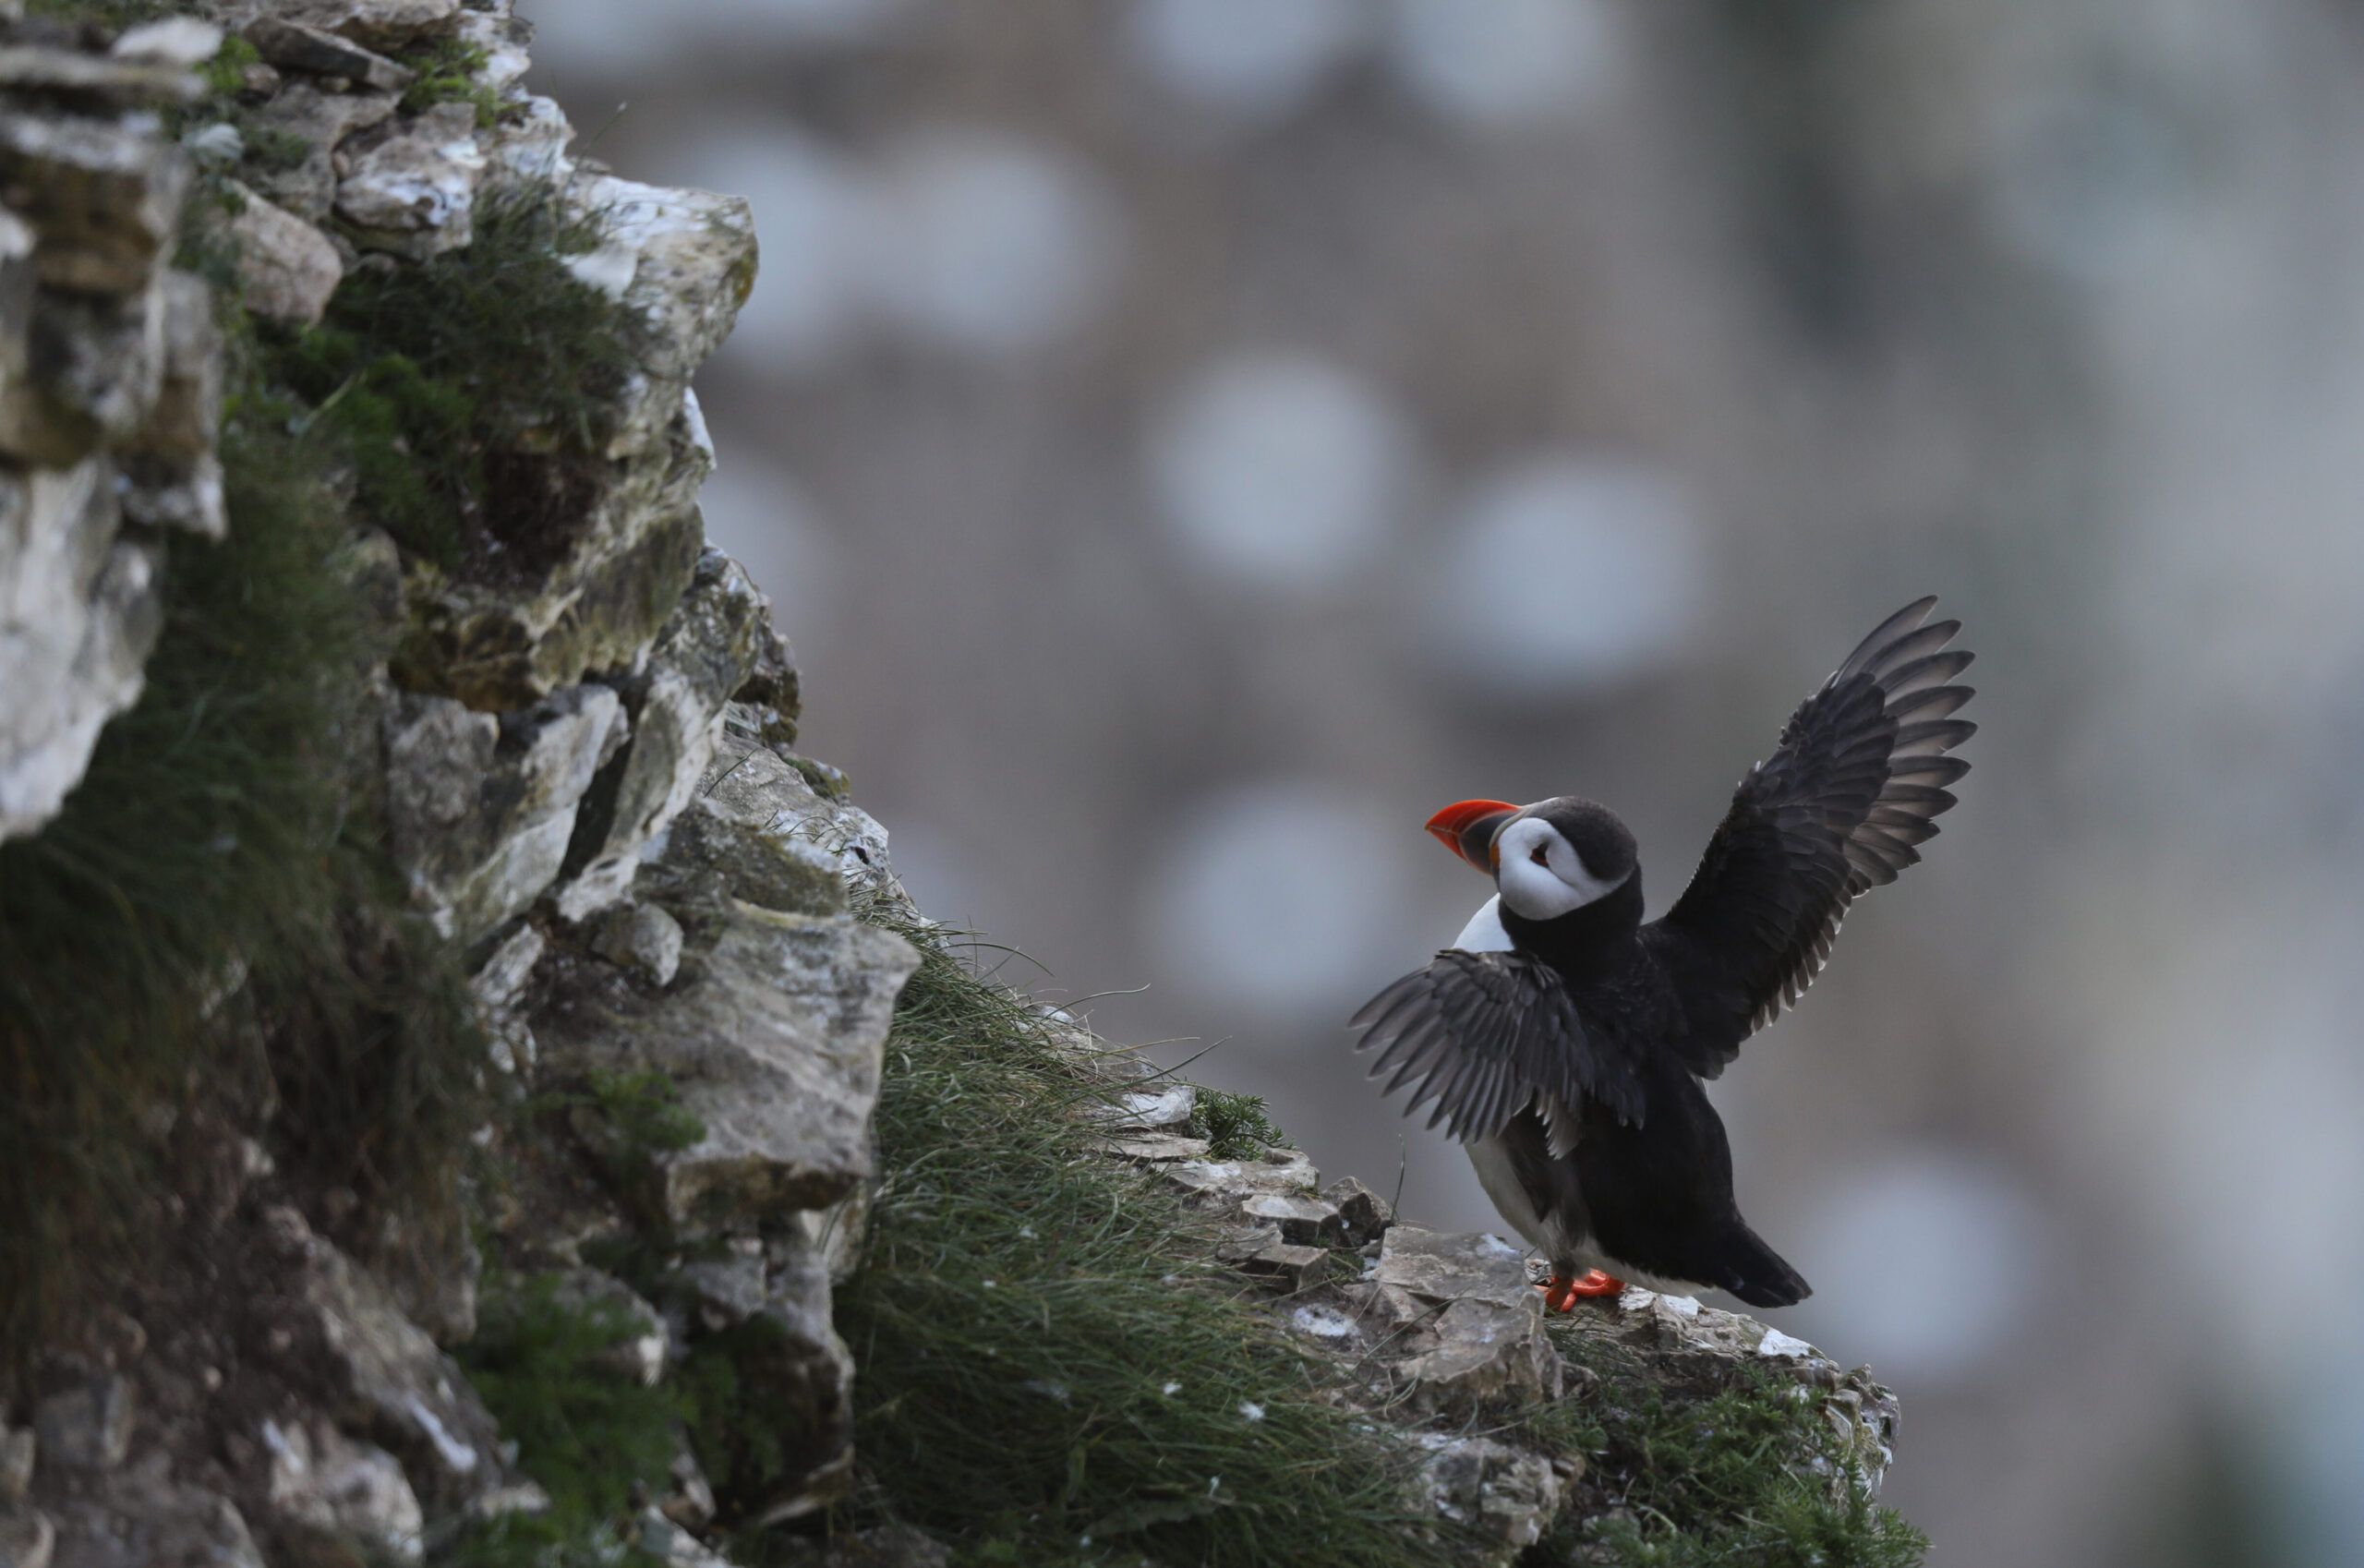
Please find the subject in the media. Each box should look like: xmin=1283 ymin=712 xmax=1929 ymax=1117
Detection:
xmin=1530 ymin=844 xmax=1551 ymax=867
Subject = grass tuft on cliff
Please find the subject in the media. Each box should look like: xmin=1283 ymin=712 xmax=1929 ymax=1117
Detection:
xmin=0 ymin=328 xmax=484 ymax=1369
xmin=464 ymin=1275 xmax=684 ymax=1532
xmin=396 ymin=36 xmax=504 ymax=127
xmin=271 ymin=184 xmax=641 ymax=578
xmin=825 ymin=910 xmax=1459 ymax=1568
xmin=1188 ymin=1085 xmax=1289 ymax=1161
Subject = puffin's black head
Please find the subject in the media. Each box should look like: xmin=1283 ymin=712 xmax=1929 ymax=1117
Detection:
xmin=1425 ymin=794 xmax=1641 ymax=928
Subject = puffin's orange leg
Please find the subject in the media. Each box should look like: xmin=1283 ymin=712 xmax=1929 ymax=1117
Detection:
xmin=1536 ymin=1271 xmax=1626 ymax=1312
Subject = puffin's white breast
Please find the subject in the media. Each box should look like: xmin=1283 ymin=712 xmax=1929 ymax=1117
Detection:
xmin=1451 ymin=896 xmax=1572 ymax=1252
xmin=1452 ymin=894 xmax=1514 ymax=953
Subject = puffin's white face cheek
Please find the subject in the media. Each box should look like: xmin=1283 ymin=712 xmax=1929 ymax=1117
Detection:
xmin=1494 ymin=818 xmax=1629 ymax=920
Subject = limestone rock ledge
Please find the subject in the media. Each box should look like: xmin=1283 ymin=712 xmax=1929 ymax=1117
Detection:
xmin=1104 ymin=1090 xmax=1901 ymax=1562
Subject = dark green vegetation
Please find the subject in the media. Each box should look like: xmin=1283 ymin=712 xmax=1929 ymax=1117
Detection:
xmin=1188 ymin=1084 xmax=1288 ymax=1160
xmin=0 ymin=395 xmax=481 ymax=1363
xmin=398 ymin=36 xmax=503 ymax=126
xmin=21 ymin=0 xmax=170 ymax=24
xmin=1522 ymin=1323 xmax=1925 ymax=1568
xmin=581 ymin=1067 xmax=709 ymax=1159
xmin=464 ymin=1277 xmax=681 ymax=1532
xmin=670 ymin=1316 xmax=806 ymax=1518
xmin=829 ymin=911 xmax=1457 ymax=1568
xmin=270 ymin=187 xmax=640 ymax=576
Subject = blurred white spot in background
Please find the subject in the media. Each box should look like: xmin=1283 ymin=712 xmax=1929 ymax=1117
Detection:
xmin=1150 ymin=353 xmax=1419 ymax=593
xmin=1420 ymin=454 xmax=1704 ymax=695
xmin=526 ymin=0 xmax=908 ymax=76
xmin=1384 ymin=0 xmax=1622 ymax=129
xmin=1797 ymin=1147 xmax=2048 ymax=1383
xmin=694 ymin=455 xmax=838 ymax=650
xmin=1988 ymin=81 xmax=2192 ymax=283
xmin=868 ymin=129 xmax=1125 ymax=358
xmin=1146 ymin=783 xmax=1411 ymax=1023
xmin=1124 ymin=0 xmax=1368 ymax=126
xmin=687 ymin=126 xmax=872 ymax=375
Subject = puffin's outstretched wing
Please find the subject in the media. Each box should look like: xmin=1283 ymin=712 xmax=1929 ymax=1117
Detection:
xmin=1646 ymin=597 xmax=1973 ymax=1076
xmin=1351 ymin=948 xmax=1646 ymax=1141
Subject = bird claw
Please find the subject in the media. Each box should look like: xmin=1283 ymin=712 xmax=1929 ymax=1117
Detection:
xmin=1537 ymin=1270 xmax=1625 ymax=1312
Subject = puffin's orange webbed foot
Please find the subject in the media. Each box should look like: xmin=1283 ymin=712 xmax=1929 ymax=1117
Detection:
xmin=1536 ymin=1270 xmax=1625 ymax=1312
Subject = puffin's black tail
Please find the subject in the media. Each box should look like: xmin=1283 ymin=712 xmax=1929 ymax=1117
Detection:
xmin=1714 ymin=1224 xmax=1811 ymax=1309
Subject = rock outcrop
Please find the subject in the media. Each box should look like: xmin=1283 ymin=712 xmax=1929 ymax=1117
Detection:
xmin=0 ymin=6 xmax=1909 ymax=1567
xmin=0 ymin=16 xmax=220 ymax=843
xmin=1100 ymin=1066 xmax=1900 ymax=1562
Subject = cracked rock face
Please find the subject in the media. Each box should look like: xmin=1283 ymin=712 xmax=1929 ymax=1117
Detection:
xmin=250 ymin=1206 xmax=511 ymax=1514
xmin=548 ymin=904 xmax=919 ymax=1229
xmin=337 ymin=102 xmax=486 ymax=259
xmin=558 ymin=549 xmax=780 ymax=923
xmin=44 ymin=1459 xmax=266 ymax=1568
xmin=0 ymin=33 xmax=211 ymax=845
xmin=244 ymin=17 xmax=416 ymax=94
xmin=559 ymin=175 xmax=759 ymax=461
xmin=212 ymin=181 xmax=342 ymax=328
xmin=0 ymin=466 xmax=160 ymax=843
xmin=383 ymin=684 xmax=623 ymax=944
xmin=226 ymin=0 xmax=462 ymax=53
xmin=1362 ymin=1225 xmax=1564 ymax=1411
xmin=514 ymin=721 xmax=916 ymax=1521
xmin=240 ymin=83 xmax=397 ymax=222
xmin=258 ymin=1419 xmax=424 ymax=1564
xmin=0 ymin=108 xmax=189 ymax=295
xmin=0 ymin=7 xmax=840 ymax=1563
xmin=393 ymin=413 xmax=713 ymax=710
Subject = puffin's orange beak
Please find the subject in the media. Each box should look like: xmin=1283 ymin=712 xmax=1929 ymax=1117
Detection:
xmin=1425 ymin=799 xmax=1519 ymax=873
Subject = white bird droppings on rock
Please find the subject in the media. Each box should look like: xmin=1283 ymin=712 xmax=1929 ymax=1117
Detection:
xmin=1290 ymin=1304 xmax=1358 ymax=1340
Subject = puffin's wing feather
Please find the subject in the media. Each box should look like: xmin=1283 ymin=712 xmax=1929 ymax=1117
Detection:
xmin=1351 ymin=949 xmax=1644 ymax=1140
xmin=1646 ymin=597 xmax=1974 ymax=1076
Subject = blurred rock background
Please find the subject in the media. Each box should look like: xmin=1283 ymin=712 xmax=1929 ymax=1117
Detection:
xmin=521 ymin=3 xmax=2364 ymax=1563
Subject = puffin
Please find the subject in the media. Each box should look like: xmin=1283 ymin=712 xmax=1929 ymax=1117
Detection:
xmin=1350 ymin=597 xmax=1974 ymax=1311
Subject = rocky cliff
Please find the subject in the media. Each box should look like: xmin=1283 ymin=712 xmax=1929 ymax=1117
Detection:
xmin=0 ymin=6 xmax=1920 ymax=1566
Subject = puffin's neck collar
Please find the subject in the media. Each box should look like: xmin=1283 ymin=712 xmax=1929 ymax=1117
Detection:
xmin=1502 ymin=873 xmax=1645 ymax=972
